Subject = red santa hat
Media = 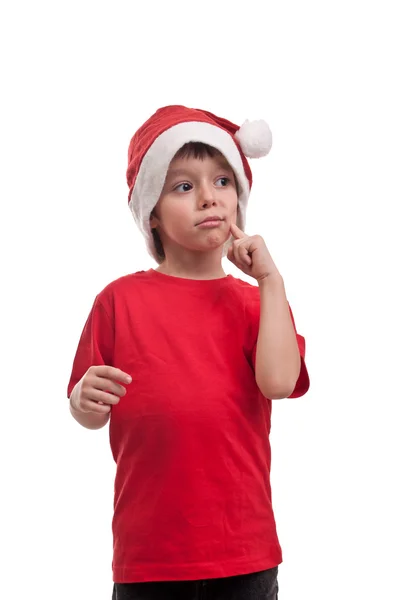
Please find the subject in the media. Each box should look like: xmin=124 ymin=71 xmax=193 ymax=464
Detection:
xmin=126 ymin=105 xmax=272 ymax=263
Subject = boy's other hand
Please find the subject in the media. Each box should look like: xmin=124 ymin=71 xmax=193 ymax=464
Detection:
xmin=70 ymin=366 xmax=132 ymax=414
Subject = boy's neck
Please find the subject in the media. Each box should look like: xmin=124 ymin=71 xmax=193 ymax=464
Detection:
xmin=155 ymin=264 xmax=227 ymax=281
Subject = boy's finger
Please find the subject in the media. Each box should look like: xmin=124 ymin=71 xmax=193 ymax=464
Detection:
xmin=87 ymin=400 xmax=111 ymax=414
xmin=97 ymin=365 xmax=132 ymax=383
xmin=230 ymin=223 xmax=246 ymax=239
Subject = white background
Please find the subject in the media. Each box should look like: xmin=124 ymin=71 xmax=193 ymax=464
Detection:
xmin=1 ymin=1 xmax=397 ymax=599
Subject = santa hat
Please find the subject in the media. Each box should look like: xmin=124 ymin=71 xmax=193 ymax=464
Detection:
xmin=126 ymin=105 xmax=272 ymax=263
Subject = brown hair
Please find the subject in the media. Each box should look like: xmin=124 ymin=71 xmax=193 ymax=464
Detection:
xmin=150 ymin=142 xmax=238 ymax=263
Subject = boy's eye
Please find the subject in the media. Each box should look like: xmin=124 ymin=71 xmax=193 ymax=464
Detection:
xmin=215 ymin=177 xmax=230 ymax=187
xmin=174 ymin=182 xmax=192 ymax=192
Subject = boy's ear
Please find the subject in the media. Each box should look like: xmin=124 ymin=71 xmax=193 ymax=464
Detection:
xmin=150 ymin=210 xmax=159 ymax=229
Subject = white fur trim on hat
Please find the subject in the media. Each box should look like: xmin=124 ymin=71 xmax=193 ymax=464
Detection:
xmin=129 ymin=121 xmax=250 ymax=263
xmin=235 ymin=120 xmax=272 ymax=158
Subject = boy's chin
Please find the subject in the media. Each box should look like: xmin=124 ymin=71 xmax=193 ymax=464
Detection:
xmin=203 ymin=233 xmax=231 ymax=251
xmin=182 ymin=230 xmax=232 ymax=253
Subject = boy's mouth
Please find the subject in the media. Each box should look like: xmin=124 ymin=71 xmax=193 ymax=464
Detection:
xmin=197 ymin=215 xmax=223 ymax=225
xmin=197 ymin=219 xmax=224 ymax=229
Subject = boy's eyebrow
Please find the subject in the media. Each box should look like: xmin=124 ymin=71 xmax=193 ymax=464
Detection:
xmin=166 ymin=168 xmax=191 ymax=178
xmin=214 ymin=159 xmax=233 ymax=170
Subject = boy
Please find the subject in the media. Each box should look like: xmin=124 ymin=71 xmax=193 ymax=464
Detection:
xmin=67 ymin=105 xmax=310 ymax=600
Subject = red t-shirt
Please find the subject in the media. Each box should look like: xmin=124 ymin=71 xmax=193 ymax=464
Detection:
xmin=67 ymin=269 xmax=309 ymax=583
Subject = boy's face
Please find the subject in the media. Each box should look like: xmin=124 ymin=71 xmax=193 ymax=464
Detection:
xmin=150 ymin=153 xmax=238 ymax=258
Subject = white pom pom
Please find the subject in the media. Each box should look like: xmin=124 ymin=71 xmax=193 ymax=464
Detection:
xmin=235 ymin=119 xmax=272 ymax=158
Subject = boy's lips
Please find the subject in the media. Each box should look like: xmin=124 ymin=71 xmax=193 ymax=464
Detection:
xmin=197 ymin=215 xmax=223 ymax=225
xmin=197 ymin=219 xmax=224 ymax=229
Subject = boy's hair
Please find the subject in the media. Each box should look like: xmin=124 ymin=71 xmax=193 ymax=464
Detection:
xmin=151 ymin=142 xmax=238 ymax=263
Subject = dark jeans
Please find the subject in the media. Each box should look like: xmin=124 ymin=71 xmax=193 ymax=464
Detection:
xmin=112 ymin=567 xmax=279 ymax=600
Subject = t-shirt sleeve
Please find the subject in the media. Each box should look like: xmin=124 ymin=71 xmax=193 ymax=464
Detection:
xmin=246 ymin=287 xmax=309 ymax=398
xmin=66 ymin=295 xmax=114 ymax=398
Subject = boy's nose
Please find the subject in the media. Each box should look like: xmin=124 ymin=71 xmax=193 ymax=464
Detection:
xmin=198 ymin=183 xmax=216 ymax=206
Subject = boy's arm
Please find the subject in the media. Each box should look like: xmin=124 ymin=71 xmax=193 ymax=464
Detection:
xmin=255 ymin=274 xmax=301 ymax=399
xmin=67 ymin=295 xmax=116 ymax=429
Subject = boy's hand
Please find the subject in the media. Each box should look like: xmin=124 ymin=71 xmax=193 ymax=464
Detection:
xmin=227 ymin=223 xmax=280 ymax=282
xmin=70 ymin=366 xmax=132 ymax=414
